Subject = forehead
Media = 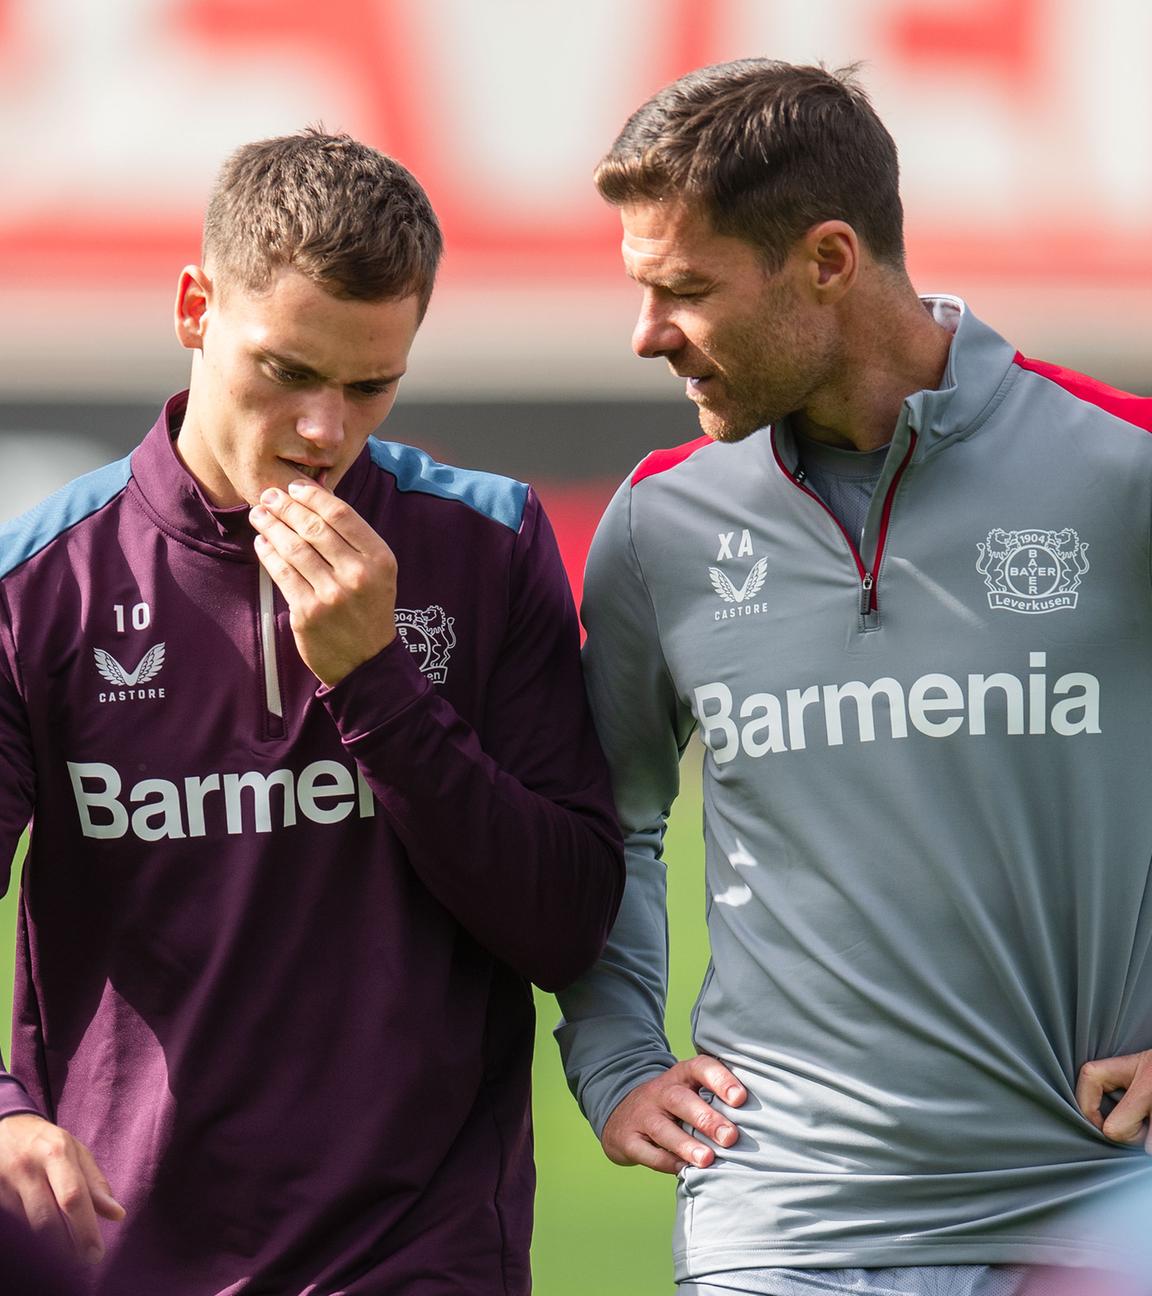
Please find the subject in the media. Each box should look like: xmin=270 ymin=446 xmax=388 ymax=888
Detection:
xmin=619 ymin=201 xmax=762 ymax=283
xmin=219 ymin=268 xmax=420 ymax=377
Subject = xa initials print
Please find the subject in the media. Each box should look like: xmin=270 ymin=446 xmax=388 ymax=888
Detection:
xmin=717 ymin=529 xmax=754 ymax=560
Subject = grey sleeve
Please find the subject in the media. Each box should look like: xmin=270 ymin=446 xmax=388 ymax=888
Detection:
xmin=554 ymin=477 xmax=696 ymax=1137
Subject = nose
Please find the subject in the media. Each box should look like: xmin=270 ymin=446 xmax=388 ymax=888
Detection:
xmin=631 ymin=295 xmax=684 ymax=359
xmin=295 ymin=387 xmax=345 ymax=450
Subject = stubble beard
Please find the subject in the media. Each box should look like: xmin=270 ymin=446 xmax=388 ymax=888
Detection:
xmin=696 ymin=405 xmax=761 ymax=444
xmin=697 ymin=336 xmax=838 ymax=446
xmin=689 ymin=370 xmax=778 ymax=444
xmin=693 ymin=374 xmax=805 ymax=445
xmin=691 ymin=300 xmax=821 ymax=445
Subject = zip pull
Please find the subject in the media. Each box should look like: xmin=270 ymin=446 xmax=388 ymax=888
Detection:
xmin=793 ymin=465 xmax=807 ymax=484
xmin=259 ymin=566 xmax=284 ymax=721
xmin=859 ymin=573 xmax=874 ymax=615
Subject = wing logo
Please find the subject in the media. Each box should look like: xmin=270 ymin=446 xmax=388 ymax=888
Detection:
xmin=94 ymin=644 xmax=166 ymax=687
xmin=709 ymin=557 xmax=768 ymax=605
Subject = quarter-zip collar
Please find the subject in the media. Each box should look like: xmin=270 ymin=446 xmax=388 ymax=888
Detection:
xmin=766 ymin=298 xmax=1020 ymax=624
xmin=129 ymin=391 xmax=376 ymax=562
xmin=770 ymin=296 xmax=1019 ymax=481
xmin=767 ymin=298 xmax=1021 ymax=476
xmin=902 ymin=296 xmax=1019 ymax=458
xmin=767 ymin=296 xmax=1022 ymax=625
xmin=772 ymin=412 xmax=916 ymax=623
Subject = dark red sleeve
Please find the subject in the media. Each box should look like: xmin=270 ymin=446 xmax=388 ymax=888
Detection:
xmin=320 ymin=490 xmax=624 ymax=991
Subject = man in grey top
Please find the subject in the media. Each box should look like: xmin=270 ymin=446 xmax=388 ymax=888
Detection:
xmin=556 ymin=59 xmax=1152 ymax=1295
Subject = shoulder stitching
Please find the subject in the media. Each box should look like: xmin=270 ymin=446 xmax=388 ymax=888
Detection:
xmin=631 ymin=436 xmax=714 ymax=487
xmin=0 ymin=455 xmax=134 ymax=579
xmin=367 ymin=438 xmax=528 ymax=532
xmin=1013 ymin=353 xmax=1152 ymax=433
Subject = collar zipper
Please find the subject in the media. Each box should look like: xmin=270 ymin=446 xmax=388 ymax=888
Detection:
xmin=259 ymin=567 xmax=284 ymax=725
xmin=778 ymin=430 xmax=917 ymax=618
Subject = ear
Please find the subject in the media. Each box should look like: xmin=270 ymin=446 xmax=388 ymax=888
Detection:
xmin=802 ymin=221 xmax=858 ymax=302
xmin=174 ymin=266 xmax=213 ymax=351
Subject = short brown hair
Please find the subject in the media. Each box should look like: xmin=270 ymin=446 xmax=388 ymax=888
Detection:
xmin=595 ymin=60 xmax=905 ymax=270
xmin=203 ymin=127 xmax=443 ymax=313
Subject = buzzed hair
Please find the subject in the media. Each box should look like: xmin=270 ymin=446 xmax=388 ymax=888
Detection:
xmin=202 ymin=127 xmax=443 ymax=315
xmin=595 ymin=60 xmax=905 ymax=271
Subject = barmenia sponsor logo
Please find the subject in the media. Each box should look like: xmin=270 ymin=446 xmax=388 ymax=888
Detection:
xmin=693 ymin=651 xmax=1100 ymax=763
xmin=67 ymin=758 xmax=376 ymax=841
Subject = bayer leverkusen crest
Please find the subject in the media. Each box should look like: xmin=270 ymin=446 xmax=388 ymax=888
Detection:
xmin=976 ymin=528 xmax=1090 ymax=614
xmin=394 ymin=605 xmax=456 ymax=682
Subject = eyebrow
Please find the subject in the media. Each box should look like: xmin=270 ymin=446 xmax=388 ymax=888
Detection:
xmin=624 ymin=267 xmax=710 ymax=291
xmin=260 ymin=348 xmax=404 ymax=386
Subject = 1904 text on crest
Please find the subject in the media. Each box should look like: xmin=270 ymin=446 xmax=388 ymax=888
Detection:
xmin=394 ymin=606 xmax=456 ymax=682
xmin=976 ymin=528 xmax=1089 ymax=614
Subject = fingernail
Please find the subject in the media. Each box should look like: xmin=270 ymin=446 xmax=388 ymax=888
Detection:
xmin=287 ymin=479 xmax=310 ymax=496
xmin=692 ymin=1147 xmax=709 ymax=1166
xmin=717 ymin=1124 xmax=735 ymax=1142
xmin=85 ymin=1245 xmax=103 ymax=1265
xmin=260 ymin=488 xmax=282 ymax=506
xmin=726 ymin=1086 xmax=742 ymax=1103
xmin=250 ymin=506 xmax=269 ymax=524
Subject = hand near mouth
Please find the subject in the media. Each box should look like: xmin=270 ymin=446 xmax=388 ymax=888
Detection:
xmin=278 ymin=457 xmax=332 ymax=490
xmin=249 ymin=477 xmax=398 ymax=685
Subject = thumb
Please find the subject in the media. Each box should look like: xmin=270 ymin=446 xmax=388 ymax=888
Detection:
xmin=1102 ymin=1104 xmax=1148 ymax=1146
xmin=93 ymin=1187 xmax=127 ymax=1222
xmin=686 ymin=1053 xmax=747 ymax=1107
xmin=77 ymin=1145 xmax=126 ymax=1221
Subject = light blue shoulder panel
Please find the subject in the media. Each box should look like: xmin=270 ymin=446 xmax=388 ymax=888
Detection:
xmin=367 ymin=439 xmax=528 ymax=532
xmin=0 ymin=455 xmax=134 ymax=579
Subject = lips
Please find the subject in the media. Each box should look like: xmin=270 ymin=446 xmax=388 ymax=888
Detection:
xmin=673 ymin=367 xmax=714 ymax=386
xmin=279 ymin=458 xmax=331 ymax=487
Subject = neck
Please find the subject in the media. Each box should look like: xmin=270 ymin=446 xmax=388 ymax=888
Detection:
xmin=796 ymin=279 xmax=953 ymax=452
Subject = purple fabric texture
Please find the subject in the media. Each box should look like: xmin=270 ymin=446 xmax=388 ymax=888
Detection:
xmin=0 ymin=394 xmax=623 ymax=1294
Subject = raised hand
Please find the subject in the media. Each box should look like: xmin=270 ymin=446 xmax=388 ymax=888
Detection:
xmin=250 ymin=478 xmax=398 ymax=686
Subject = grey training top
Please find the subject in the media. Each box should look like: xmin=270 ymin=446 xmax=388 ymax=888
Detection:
xmin=557 ymin=298 xmax=1152 ymax=1283
xmin=681 ymin=1262 xmax=1026 ymax=1295
xmin=711 ymin=437 xmax=998 ymax=1296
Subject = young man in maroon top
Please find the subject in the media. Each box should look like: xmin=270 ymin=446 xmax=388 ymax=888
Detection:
xmin=0 ymin=129 xmax=623 ymax=1294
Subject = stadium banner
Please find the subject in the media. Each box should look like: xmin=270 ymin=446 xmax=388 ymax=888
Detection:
xmin=2 ymin=0 xmax=1150 ymax=399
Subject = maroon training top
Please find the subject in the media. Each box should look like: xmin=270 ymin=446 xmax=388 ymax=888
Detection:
xmin=0 ymin=394 xmax=623 ymax=1294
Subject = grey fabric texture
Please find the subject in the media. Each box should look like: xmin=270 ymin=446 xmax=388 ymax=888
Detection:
xmin=557 ymin=298 xmax=1152 ymax=1281
xmin=793 ymin=433 xmax=888 ymax=547
xmin=678 ymin=1264 xmax=1028 ymax=1294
